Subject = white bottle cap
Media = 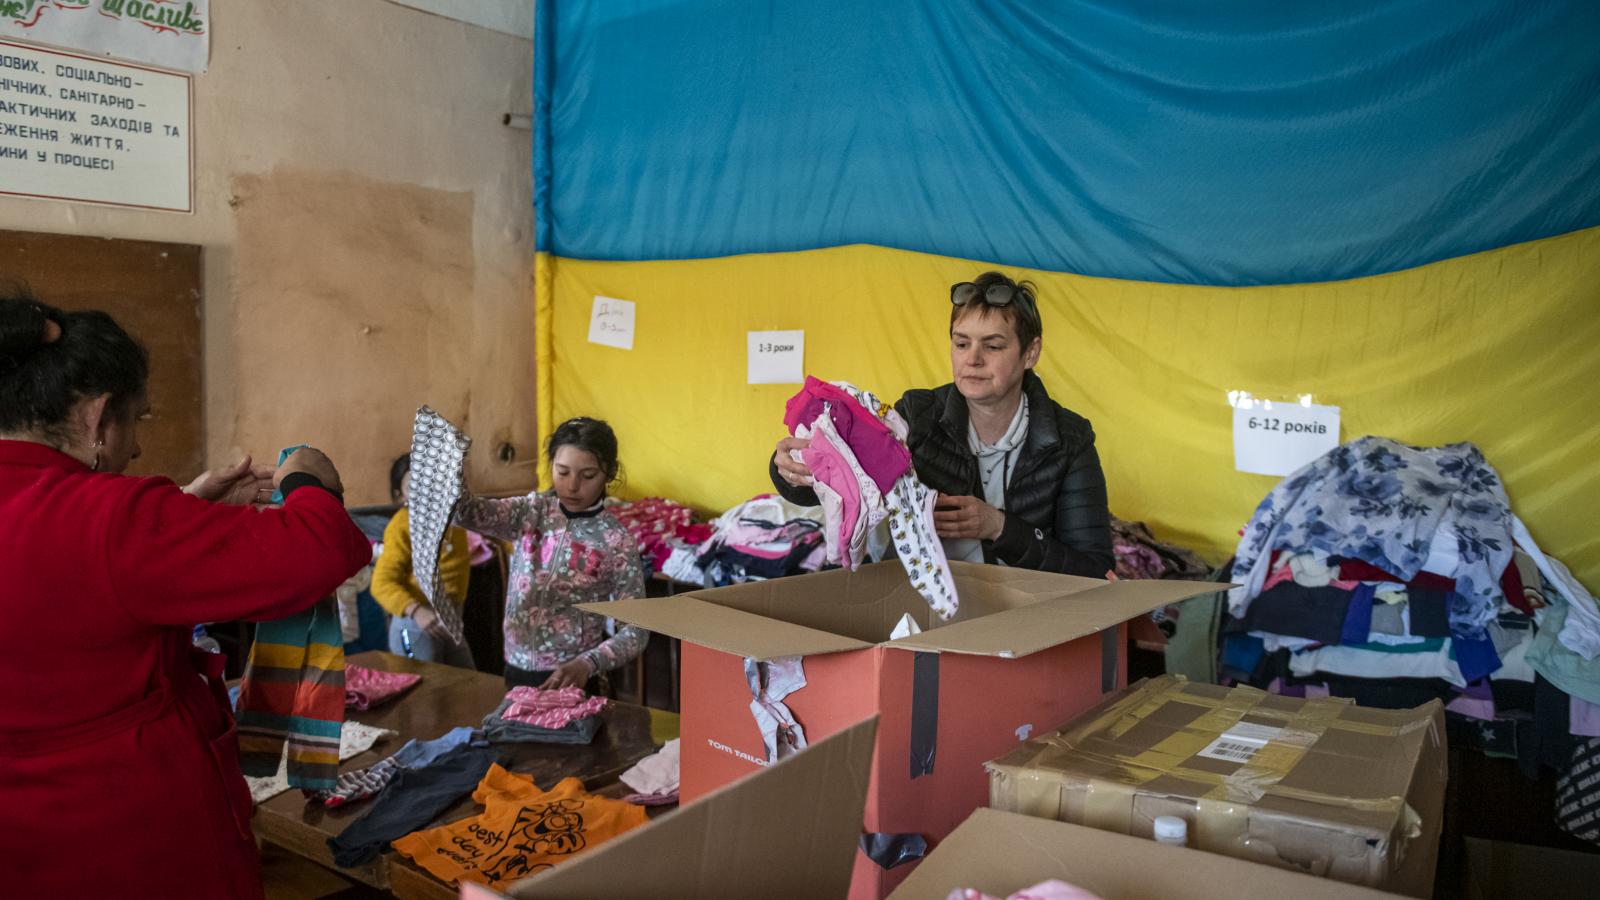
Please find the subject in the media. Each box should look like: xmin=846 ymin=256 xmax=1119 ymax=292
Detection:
xmin=1153 ymin=816 xmax=1188 ymax=844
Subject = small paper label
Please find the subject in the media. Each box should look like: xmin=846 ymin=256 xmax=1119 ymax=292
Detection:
xmin=1196 ymin=721 xmax=1282 ymax=763
xmin=747 ymin=329 xmax=804 ymax=384
xmin=588 ymin=296 xmax=635 ymax=350
xmin=1233 ymin=400 xmax=1341 ymax=476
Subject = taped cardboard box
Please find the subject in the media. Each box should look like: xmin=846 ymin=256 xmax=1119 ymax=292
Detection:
xmin=888 ymin=808 xmax=1399 ymax=899
xmin=581 ymin=561 xmax=1221 ymax=899
xmin=986 ymin=675 xmax=1447 ymax=897
xmin=466 ymin=716 xmax=878 ymax=899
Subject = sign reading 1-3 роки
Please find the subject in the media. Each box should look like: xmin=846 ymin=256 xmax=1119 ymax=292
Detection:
xmin=0 ymin=40 xmax=190 ymax=212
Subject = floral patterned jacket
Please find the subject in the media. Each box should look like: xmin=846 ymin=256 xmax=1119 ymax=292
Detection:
xmin=455 ymin=491 xmax=647 ymax=672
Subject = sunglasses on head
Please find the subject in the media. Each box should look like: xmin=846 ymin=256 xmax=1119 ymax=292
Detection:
xmin=951 ymin=281 xmax=1034 ymax=308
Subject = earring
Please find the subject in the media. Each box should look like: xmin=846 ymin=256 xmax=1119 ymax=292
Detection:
xmin=91 ymin=439 xmax=104 ymax=472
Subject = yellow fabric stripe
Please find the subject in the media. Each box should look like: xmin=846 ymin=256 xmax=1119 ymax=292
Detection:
xmin=250 ymin=640 xmax=344 ymax=672
xmin=546 ymin=227 xmax=1600 ymax=583
xmin=535 ymin=251 xmax=556 ymax=491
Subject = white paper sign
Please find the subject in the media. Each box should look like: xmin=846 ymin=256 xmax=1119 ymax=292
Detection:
xmin=0 ymin=40 xmax=190 ymax=211
xmin=1233 ymin=399 xmax=1340 ymax=476
xmin=1 ymin=1 xmax=210 ymax=74
xmin=587 ymin=296 xmax=635 ymax=350
xmin=747 ymin=329 xmax=804 ymax=385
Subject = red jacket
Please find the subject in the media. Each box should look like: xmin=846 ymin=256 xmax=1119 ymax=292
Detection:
xmin=0 ymin=441 xmax=371 ymax=899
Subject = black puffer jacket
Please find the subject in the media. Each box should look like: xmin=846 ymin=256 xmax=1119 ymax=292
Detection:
xmin=771 ymin=371 xmax=1113 ymax=576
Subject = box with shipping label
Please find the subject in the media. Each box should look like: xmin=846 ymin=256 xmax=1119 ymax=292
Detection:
xmin=986 ymin=675 xmax=1447 ymax=897
xmin=584 ymin=561 xmax=1219 ymax=899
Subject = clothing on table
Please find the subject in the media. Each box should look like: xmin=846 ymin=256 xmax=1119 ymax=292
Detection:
xmin=695 ymin=495 xmax=826 ymax=586
xmin=0 ymin=440 xmax=371 ymax=900
xmin=306 ymin=726 xmax=482 ymax=809
xmin=1287 ymin=639 xmax=1468 ymax=689
xmin=606 ymin=497 xmax=712 ymax=572
xmin=454 ymin=491 xmax=647 ymax=674
xmin=500 ymin=686 xmax=609 ymax=730
xmin=1231 ymin=583 xmax=1355 ymax=644
xmin=245 ymin=721 xmax=396 ymax=805
xmin=1573 ymin=697 xmax=1600 ymax=739
xmin=620 ymin=738 xmax=680 ymax=796
xmin=501 ymin=663 xmax=603 ymax=694
xmin=1228 ymin=436 xmax=1514 ymax=640
xmin=1339 ymin=584 xmax=1377 ymax=645
xmin=407 ymin=407 xmax=473 ymax=644
xmin=344 ymin=664 xmax=422 ymax=711
xmin=482 ymin=694 xmax=605 ymax=745
xmin=949 ymin=881 xmax=1104 ymax=900
xmin=236 ymin=598 xmax=347 ymax=790
xmin=1513 ymin=515 xmax=1600 ymax=660
xmin=1108 ymin=516 xmax=1209 ymax=581
xmin=1557 ymin=739 xmax=1600 ymax=847
xmin=328 ymin=743 xmax=500 ymax=868
xmin=1528 ymin=599 xmax=1600 ymax=706
xmin=391 ymin=768 xmax=649 ymax=887
xmin=623 ymin=789 xmax=679 ymax=806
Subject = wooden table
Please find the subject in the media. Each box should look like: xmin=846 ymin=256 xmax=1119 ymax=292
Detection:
xmin=250 ymin=652 xmax=660 ymax=896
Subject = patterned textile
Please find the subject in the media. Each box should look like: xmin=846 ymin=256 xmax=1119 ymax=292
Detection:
xmin=607 ymin=497 xmax=712 ymax=570
xmin=408 ymin=406 xmax=471 ymax=644
xmin=1228 ymin=436 xmax=1513 ymax=639
xmin=1557 ymin=738 xmax=1600 ymax=846
xmin=306 ymin=726 xmax=483 ymax=809
xmin=501 ymin=686 xmax=609 ymax=730
xmin=1110 ymin=516 xmax=1209 ymax=581
xmin=344 ymin=664 xmax=422 ymax=711
xmin=236 ymin=597 xmax=346 ymax=789
xmin=454 ymin=493 xmax=647 ymax=673
xmin=245 ymin=721 xmax=396 ymax=805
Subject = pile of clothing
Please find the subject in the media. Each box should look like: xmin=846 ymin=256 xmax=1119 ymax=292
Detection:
xmin=783 ymin=377 xmax=958 ymax=619
xmin=1220 ymin=436 xmax=1600 ymax=845
xmin=481 ymin=685 xmax=609 ymax=745
xmin=690 ymin=493 xmax=827 ymax=587
xmin=1109 ymin=516 xmax=1209 ymax=581
xmin=607 ymin=497 xmax=713 ymax=578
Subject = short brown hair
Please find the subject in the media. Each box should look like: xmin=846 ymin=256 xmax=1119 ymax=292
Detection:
xmin=949 ymin=271 xmax=1042 ymax=351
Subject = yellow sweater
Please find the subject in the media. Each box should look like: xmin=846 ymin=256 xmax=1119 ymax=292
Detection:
xmin=370 ymin=507 xmax=473 ymax=617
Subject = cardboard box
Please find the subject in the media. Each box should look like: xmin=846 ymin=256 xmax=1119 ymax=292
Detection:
xmin=987 ymin=675 xmax=1447 ymax=897
xmin=583 ymin=560 xmax=1220 ymax=899
xmin=887 ymin=807 xmax=1400 ymax=899
xmin=1463 ymin=837 xmax=1600 ymax=900
xmin=467 ymin=716 xmax=878 ymax=899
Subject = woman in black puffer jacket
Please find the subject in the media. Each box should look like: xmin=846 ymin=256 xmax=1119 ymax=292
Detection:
xmin=770 ymin=271 xmax=1113 ymax=577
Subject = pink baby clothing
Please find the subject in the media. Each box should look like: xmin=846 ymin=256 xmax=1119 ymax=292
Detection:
xmin=344 ymin=664 xmax=422 ymax=711
xmin=501 ymin=686 xmax=608 ymax=729
xmin=785 ymin=377 xmax=911 ymax=494
xmin=948 ymin=881 xmax=1103 ymax=900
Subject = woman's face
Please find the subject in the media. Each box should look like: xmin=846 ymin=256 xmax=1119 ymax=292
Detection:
xmin=398 ymin=471 xmax=412 ymax=506
xmin=551 ymin=444 xmax=607 ymax=510
xmin=96 ymin=391 xmax=149 ymax=474
xmin=949 ymin=305 xmax=1040 ymax=405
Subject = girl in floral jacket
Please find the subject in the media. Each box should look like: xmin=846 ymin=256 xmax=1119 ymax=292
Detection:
xmin=455 ymin=418 xmax=647 ymax=689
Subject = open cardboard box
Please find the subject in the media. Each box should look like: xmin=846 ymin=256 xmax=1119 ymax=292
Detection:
xmin=580 ymin=560 xmax=1224 ymax=898
xmin=465 ymin=716 xmax=879 ymax=899
xmin=887 ymin=808 xmax=1401 ymax=899
xmin=987 ymin=676 xmax=1447 ymax=897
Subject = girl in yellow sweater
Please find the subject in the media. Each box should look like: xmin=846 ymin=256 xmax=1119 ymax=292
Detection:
xmin=371 ymin=453 xmax=476 ymax=667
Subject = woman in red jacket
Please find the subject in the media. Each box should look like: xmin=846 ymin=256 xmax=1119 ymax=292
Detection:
xmin=0 ymin=290 xmax=372 ymax=899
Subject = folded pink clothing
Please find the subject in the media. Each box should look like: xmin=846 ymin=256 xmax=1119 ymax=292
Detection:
xmin=622 ymin=790 xmax=679 ymax=807
xmin=501 ymin=685 xmax=609 ymax=729
xmin=344 ymin=664 xmax=422 ymax=711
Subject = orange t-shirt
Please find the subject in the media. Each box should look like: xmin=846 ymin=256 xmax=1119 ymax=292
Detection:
xmin=391 ymin=765 xmax=650 ymax=887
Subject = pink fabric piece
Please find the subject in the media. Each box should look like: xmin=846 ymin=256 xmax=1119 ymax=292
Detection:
xmin=343 ymin=664 xmax=421 ymax=711
xmin=785 ymin=376 xmax=911 ymax=494
xmin=1447 ymin=693 xmax=1497 ymax=721
xmin=947 ymin=881 xmax=1103 ymax=900
xmin=501 ymin=685 xmax=608 ymax=730
xmin=623 ymin=790 xmax=679 ymax=807
xmin=801 ymin=422 xmax=864 ymax=568
xmin=1261 ymin=561 xmax=1360 ymax=592
xmin=1573 ymin=696 xmax=1600 ymax=738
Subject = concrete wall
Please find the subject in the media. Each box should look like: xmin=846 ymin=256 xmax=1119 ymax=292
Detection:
xmin=0 ymin=0 xmax=536 ymax=503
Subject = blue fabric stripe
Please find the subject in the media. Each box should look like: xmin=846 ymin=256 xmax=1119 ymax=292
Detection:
xmin=535 ymin=0 xmax=1600 ymax=285
xmin=237 ymin=713 xmax=344 ymax=740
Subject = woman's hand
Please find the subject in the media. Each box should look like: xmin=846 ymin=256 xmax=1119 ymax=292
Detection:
xmin=541 ymin=656 xmax=597 ymax=691
xmin=410 ymin=604 xmax=453 ymax=643
xmin=772 ymin=436 xmax=814 ymax=487
xmin=933 ymin=493 xmax=1005 ymax=541
xmin=184 ymin=456 xmax=277 ymax=506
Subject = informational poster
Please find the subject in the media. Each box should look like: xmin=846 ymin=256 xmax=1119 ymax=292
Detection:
xmin=1232 ymin=397 xmax=1341 ymax=476
xmin=747 ymin=329 xmax=804 ymax=384
xmin=0 ymin=40 xmax=191 ymax=212
xmin=587 ymin=295 xmax=635 ymax=350
xmin=1 ymin=1 xmax=209 ymax=73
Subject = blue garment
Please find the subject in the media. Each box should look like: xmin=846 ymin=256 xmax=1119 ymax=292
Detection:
xmin=1229 ymin=437 xmax=1513 ymax=639
xmin=1341 ymin=584 xmax=1377 ymax=646
xmin=1451 ymin=634 xmax=1503 ymax=684
xmin=390 ymin=726 xmax=483 ymax=770
xmin=1222 ymin=634 xmax=1266 ymax=679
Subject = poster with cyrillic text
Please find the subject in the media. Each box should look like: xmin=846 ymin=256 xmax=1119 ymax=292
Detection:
xmin=2 ymin=1 xmax=210 ymax=74
xmin=0 ymin=41 xmax=191 ymax=212
xmin=1233 ymin=400 xmax=1340 ymax=476
xmin=588 ymin=296 xmax=635 ymax=350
